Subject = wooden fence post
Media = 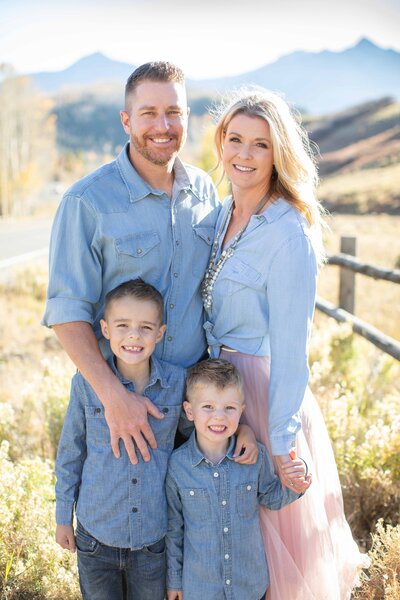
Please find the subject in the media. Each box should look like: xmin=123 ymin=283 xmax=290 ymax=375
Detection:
xmin=339 ymin=236 xmax=356 ymax=313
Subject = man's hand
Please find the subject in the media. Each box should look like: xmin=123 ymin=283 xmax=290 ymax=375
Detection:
xmin=167 ymin=590 xmax=182 ymax=600
xmin=56 ymin=524 xmax=76 ymax=553
xmin=104 ymin=385 xmax=164 ymax=463
xmin=233 ymin=423 xmax=259 ymax=464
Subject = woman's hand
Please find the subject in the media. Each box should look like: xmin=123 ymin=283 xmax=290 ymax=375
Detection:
xmin=234 ymin=424 xmax=259 ymax=464
xmin=167 ymin=590 xmax=182 ymax=600
xmin=275 ymin=453 xmax=312 ymax=494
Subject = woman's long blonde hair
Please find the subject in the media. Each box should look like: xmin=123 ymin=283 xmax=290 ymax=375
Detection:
xmin=213 ymin=88 xmax=326 ymax=260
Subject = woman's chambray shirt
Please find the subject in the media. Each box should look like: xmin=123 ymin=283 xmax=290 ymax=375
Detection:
xmin=55 ymin=355 xmax=186 ymax=550
xmin=166 ymin=432 xmax=301 ymax=599
xmin=43 ymin=143 xmax=220 ymax=368
xmin=204 ymin=197 xmax=318 ymax=455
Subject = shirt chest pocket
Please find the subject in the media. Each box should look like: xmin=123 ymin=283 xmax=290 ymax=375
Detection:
xmin=221 ymin=257 xmax=263 ymax=296
xmin=115 ymin=231 xmax=161 ymax=275
xmin=85 ymin=406 xmax=110 ymax=447
xmin=236 ymin=480 xmax=258 ymax=518
xmin=148 ymin=404 xmax=181 ymax=448
xmin=181 ymin=487 xmax=211 ymax=521
xmin=192 ymin=225 xmax=214 ymax=276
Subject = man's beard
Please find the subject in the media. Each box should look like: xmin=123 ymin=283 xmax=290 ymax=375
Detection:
xmin=131 ymin=133 xmax=184 ymax=166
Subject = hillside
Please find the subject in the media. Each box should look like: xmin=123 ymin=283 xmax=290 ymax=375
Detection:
xmin=308 ymin=98 xmax=400 ymax=213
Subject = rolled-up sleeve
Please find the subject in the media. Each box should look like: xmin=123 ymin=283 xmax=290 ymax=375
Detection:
xmin=267 ymin=233 xmax=317 ymax=455
xmin=42 ymin=194 xmax=102 ymax=327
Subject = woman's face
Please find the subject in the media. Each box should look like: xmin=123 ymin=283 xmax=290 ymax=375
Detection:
xmin=222 ymin=113 xmax=274 ymax=196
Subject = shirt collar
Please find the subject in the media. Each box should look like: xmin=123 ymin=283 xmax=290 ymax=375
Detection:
xmin=188 ymin=430 xmax=237 ymax=467
xmin=116 ymin=142 xmax=196 ymax=203
xmin=258 ymin=196 xmax=291 ymax=224
xmin=107 ymin=353 xmax=170 ymax=390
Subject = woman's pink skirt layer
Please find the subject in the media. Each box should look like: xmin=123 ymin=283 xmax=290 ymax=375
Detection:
xmin=221 ymin=350 xmax=369 ymax=600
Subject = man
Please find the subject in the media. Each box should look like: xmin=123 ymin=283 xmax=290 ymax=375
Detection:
xmin=43 ymin=62 xmax=220 ymax=463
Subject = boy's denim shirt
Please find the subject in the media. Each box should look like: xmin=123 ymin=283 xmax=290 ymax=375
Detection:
xmin=55 ymin=355 xmax=186 ymax=550
xmin=166 ymin=432 xmax=302 ymax=599
xmin=42 ymin=142 xmax=220 ymax=369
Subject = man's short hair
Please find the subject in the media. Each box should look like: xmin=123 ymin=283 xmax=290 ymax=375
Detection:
xmin=104 ymin=278 xmax=164 ymax=322
xmin=125 ymin=61 xmax=185 ymax=105
xmin=186 ymin=359 xmax=244 ymax=399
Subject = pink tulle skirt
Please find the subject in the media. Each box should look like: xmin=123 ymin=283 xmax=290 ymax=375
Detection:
xmin=221 ymin=350 xmax=368 ymax=600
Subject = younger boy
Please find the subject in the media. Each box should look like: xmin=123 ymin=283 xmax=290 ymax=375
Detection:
xmin=166 ymin=359 xmax=311 ymax=600
xmin=55 ymin=279 xmax=186 ymax=600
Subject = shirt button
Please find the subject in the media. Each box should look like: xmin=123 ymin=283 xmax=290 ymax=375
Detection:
xmin=226 ymin=579 xmax=231 ymax=585
xmin=221 ymin=500 xmax=227 ymax=506
xmin=131 ymin=478 xmax=137 ymax=484
xmin=169 ymin=303 xmax=174 ymax=309
xmin=213 ymin=472 xmax=219 ymax=478
xmin=224 ymin=554 xmax=229 ymax=560
xmin=176 ymin=240 xmax=180 ymax=246
xmin=223 ymin=527 xmax=229 ymax=533
xmin=162 ymin=407 xmax=169 ymax=414
xmin=95 ymin=408 xmax=101 ymax=413
xmin=136 ymin=248 xmax=142 ymax=255
xmin=167 ymin=336 xmax=173 ymax=342
xmin=189 ymin=490 xmax=195 ymax=496
xmin=132 ymin=507 xmax=138 ymax=513
xmin=247 ymin=485 xmax=252 ymax=491
xmin=173 ymin=272 xmax=178 ymax=278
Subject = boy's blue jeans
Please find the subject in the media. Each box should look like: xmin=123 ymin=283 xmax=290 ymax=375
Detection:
xmin=76 ymin=522 xmax=166 ymax=600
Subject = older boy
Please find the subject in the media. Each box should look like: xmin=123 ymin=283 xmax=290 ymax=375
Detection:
xmin=166 ymin=359 xmax=311 ymax=600
xmin=55 ymin=279 xmax=185 ymax=600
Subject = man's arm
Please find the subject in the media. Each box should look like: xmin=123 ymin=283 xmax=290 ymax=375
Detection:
xmin=53 ymin=321 xmax=163 ymax=463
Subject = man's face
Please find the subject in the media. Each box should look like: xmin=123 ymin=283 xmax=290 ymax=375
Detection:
xmin=120 ymin=80 xmax=189 ymax=167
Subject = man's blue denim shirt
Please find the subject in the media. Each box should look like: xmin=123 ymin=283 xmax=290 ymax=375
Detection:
xmin=43 ymin=142 xmax=220 ymax=368
xmin=166 ymin=432 xmax=302 ymax=599
xmin=55 ymin=355 xmax=186 ymax=550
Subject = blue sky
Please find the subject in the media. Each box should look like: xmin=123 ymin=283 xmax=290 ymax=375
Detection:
xmin=1 ymin=0 xmax=399 ymax=78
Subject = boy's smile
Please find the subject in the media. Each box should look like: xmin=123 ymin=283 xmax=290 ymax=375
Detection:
xmin=100 ymin=296 xmax=166 ymax=383
xmin=184 ymin=384 xmax=245 ymax=461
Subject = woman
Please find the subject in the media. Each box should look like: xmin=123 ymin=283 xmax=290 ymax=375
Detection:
xmin=201 ymin=89 xmax=368 ymax=600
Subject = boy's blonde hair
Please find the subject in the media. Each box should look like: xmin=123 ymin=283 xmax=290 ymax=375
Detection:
xmin=186 ymin=359 xmax=244 ymax=400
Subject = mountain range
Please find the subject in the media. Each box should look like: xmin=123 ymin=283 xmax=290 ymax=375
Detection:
xmin=31 ymin=38 xmax=400 ymax=114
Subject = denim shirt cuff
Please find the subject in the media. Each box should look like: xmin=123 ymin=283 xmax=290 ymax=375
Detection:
xmin=167 ymin=571 xmax=183 ymax=591
xmin=56 ymin=502 xmax=74 ymax=526
xmin=269 ymin=434 xmax=297 ymax=455
xmin=43 ymin=297 xmax=94 ymax=327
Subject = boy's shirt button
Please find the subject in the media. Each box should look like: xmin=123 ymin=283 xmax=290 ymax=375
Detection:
xmin=224 ymin=554 xmax=229 ymax=560
xmin=162 ymin=407 xmax=169 ymax=413
xmin=226 ymin=580 xmax=231 ymax=585
xmin=95 ymin=408 xmax=101 ymax=413
xmin=213 ymin=472 xmax=219 ymax=478
xmin=131 ymin=478 xmax=137 ymax=484
xmin=223 ymin=527 xmax=229 ymax=533
xmin=189 ymin=490 xmax=195 ymax=496
xmin=132 ymin=507 xmax=138 ymax=513
xmin=247 ymin=485 xmax=252 ymax=490
xmin=221 ymin=500 xmax=227 ymax=505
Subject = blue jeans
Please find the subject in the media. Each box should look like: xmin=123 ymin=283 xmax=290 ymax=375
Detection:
xmin=76 ymin=522 xmax=166 ymax=600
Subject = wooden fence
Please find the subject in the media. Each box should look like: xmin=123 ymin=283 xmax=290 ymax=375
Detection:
xmin=316 ymin=236 xmax=400 ymax=361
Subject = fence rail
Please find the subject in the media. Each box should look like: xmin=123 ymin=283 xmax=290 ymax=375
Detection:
xmin=316 ymin=236 xmax=400 ymax=361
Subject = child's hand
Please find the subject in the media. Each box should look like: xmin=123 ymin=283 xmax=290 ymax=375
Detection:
xmin=167 ymin=590 xmax=182 ymax=600
xmin=56 ymin=524 xmax=76 ymax=553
